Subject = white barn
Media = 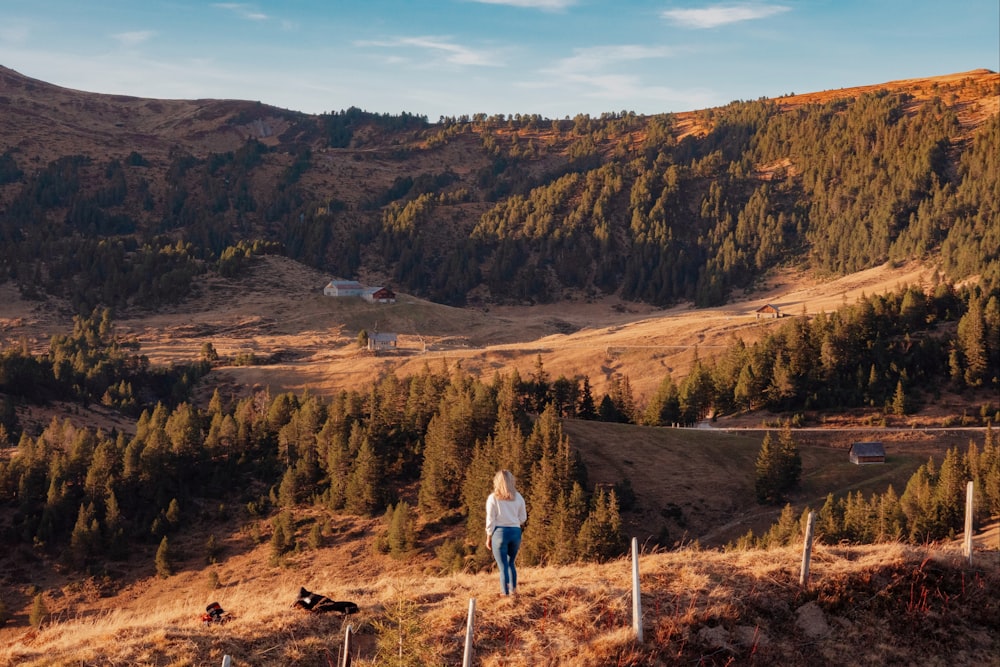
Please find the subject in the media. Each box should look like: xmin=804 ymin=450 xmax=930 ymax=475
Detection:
xmin=324 ymin=280 xmax=364 ymax=297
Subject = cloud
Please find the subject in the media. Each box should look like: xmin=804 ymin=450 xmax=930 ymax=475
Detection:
xmin=113 ymin=31 xmax=155 ymax=48
xmin=356 ymin=36 xmax=501 ymax=67
xmin=466 ymin=0 xmax=577 ymax=9
xmin=531 ymin=44 xmax=714 ymax=111
xmin=213 ymin=3 xmax=269 ymax=21
xmin=550 ymin=45 xmax=676 ymax=76
xmin=662 ymin=3 xmax=790 ymax=29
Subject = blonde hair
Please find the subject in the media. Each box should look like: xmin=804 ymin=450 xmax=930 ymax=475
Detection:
xmin=492 ymin=470 xmax=516 ymax=501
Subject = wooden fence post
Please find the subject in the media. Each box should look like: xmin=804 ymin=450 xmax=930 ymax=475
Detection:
xmin=631 ymin=537 xmax=643 ymax=643
xmin=963 ymin=481 xmax=974 ymax=565
xmin=463 ymin=598 xmax=476 ymax=667
xmin=799 ymin=511 xmax=816 ymax=588
xmin=341 ymin=623 xmax=354 ymax=667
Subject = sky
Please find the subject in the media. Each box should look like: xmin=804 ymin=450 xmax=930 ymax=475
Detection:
xmin=1 ymin=1 xmax=997 ymax=121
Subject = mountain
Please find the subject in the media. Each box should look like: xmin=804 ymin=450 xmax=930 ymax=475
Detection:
xmin=1 ymin=66 xmax=997 ymax=312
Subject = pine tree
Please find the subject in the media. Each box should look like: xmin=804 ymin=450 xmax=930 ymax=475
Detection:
xmin=345 ymin=433 xmax=383 ymax=515
xmin=643 ymin=372 xmax=681 ymax=426
xmin=891 ymin=379 xmax=908 ymax=416
xmin=103 ymin=489 xmax=126 ymax=559
xmin=957 ymin=297 xmax=988 ymax=386
xmin=900 ymin=461 xmax=941 ymax=542
xmin=69 ymin=502 xmax=99 ymax=568
xmin=776 ymin=423 xmax=802 ymax=493
xmin=933 ymin=447 xmax=969 ymax=531
xmin=417 ymin=406 xmax=468 ymax=516
xmin=29 ymin=594 xmax=48 ymax=629
xmin=817 ymin=493 xmax=842 ymax=542
xmin=372 ymin=586 xmax=429 ymax=667
xmin=577 ymin=376 xmax=597 ymax=419
xmin=875 ymin=485 xmax=905 ymax=542
xmin=577 ymin=488 xmax=624 ymax=561
xmin=386 ymin=501 xmax=417 ymax=558
xmin=754 ymin=432 xmax=781 ymax=503
xmin=155 ymin=536 xmax=173 ymax=577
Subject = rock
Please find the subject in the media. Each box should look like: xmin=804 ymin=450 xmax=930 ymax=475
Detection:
xmin=697 ymin=624 xmax=732 ymax=650
xmin=733 ymin=624 xmax=768 ymax=648
xmin=795 ymin=601 xmax=830 ymax=639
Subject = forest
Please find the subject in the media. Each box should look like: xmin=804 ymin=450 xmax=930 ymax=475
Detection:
xmin=0 ymin=80 xmax=997 ymax=313
xmin=0 ymin=292 xmax=997 ymax=575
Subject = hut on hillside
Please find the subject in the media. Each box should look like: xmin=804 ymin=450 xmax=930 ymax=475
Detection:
xmin=367 ymin=332 xmax=398 ymax=353
xmin=849 ymin=441 xmax=886 ymax=465
xmin=363 ymin=287 xmax=396 ymax=304
xmin=755 ymin=304 xmax=782 ymax=319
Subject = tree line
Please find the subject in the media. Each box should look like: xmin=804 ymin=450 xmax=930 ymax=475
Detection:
xmin=739 ymin=430 xmax=1000 ymax=550
xmin=0 ymin=328 xmax=628 ymax=575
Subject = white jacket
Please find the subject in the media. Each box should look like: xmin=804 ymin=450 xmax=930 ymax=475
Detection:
xmin=485 ymin=492 xmax=527 ymax=535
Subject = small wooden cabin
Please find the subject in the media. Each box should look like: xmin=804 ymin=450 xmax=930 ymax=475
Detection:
xmin=363 ymin=287 xmax=396 ymax=304
xmin=367 ymin=332 xmax=398 ymax=353
xmin=755 ymin=304 xmax=782 ymax=319
xmin=849 ymin=441 xmax=886 ymax=465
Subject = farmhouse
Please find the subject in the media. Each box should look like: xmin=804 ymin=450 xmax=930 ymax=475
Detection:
xmin=755 ymin=304 xmax=782 ymax=319
xmin=367 ymin=332 xmax=397 ymax=352
xmin=849 ymin=441 xmax=886 ymax=465
xmin=363 ymin=287 xmax=396 ymax=304
xmin=323 ymin=280 xmax=364 ymax=297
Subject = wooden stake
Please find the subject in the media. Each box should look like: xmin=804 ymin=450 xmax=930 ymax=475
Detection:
xmin=963 ymin=481 xmax=974 ymax=565
xmin=799 ymin=511 xmax=816 ymax=588
xmin=631 ymin=537 xmax=643 ymax=643
xmin=463 ymin=598 xmax=476 ymax=667
xmin=341 ymin=623 xmax=354 ymax=667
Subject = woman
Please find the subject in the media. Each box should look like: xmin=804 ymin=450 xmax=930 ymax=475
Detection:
xmin=485 ymin=470 xmax=527 ymax=596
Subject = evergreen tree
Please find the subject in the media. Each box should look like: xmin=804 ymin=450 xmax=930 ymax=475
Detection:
xmin=957 ymin=297 xmax=988 ymax=386
xmin=577 ymin=487 xmax=624 ymax=561
xmin=29 ymin=594 xmax=48 ymax=629
xmin=386 ymin=501 xmax=417 ymax=558
xmin=776 ymin=423 xmax=802 ymax=493
xmin=577 ymin=376 xmax=597 ymax=420
xmin=68 ymin=502 xmax=99 ymax=568
xmin=643 ymin=372 xmax=681 ymax=426
xmin=372 ymin=586 xmax=430 ymax=667
xmin=754 ymin=432 xmax=781 ymax=503
xmin=345 ymin=433 xmax=383 ymax=515
xmin=155 ymin=536 xmax=173 ymax=577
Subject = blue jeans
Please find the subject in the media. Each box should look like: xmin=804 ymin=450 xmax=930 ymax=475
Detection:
xmin=491 ymin=526 xmax=522 ymax=595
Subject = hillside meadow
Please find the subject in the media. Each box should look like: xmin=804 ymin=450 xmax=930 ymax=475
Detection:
xmin=1 ymin=538 xmax=997 ymax=666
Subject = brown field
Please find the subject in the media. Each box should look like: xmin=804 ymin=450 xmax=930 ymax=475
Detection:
xmin=1 ymin=536 xmax=997 ymax=666
xmin=0 ymin=256 xmax=944 ymax=417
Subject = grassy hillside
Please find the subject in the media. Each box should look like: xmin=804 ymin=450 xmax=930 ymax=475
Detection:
xmin=0 ymin=67 xmax=997 ymax=313
xmin=562 ymin=419 xmax=971 ymax=547
xmin=1 ymin=538 xmax=997 ymax=666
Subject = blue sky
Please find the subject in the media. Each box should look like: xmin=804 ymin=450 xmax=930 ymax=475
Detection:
xmin=1 ymin=1 xmax=997 ymax=120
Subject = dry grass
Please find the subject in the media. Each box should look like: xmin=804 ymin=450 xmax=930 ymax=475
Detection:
xmin=2 ymin=539 xmax=997 ymax=666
